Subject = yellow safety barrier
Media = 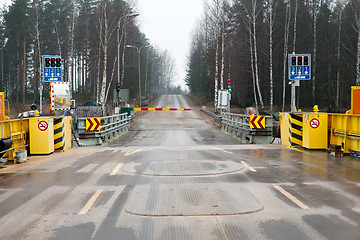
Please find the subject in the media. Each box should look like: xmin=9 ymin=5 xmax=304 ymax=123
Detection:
xmin=29 ymin=117 xmax=54 ymax=154
xmin=329 ymin=114 xmax=360 ymax=155
xmin=0 ymin=92 xmax=74 ymax=161
xmin=302 ymin=112 xmax=328 ymax=149
xmin=279 ymin=112 xmax=303 ymax=148
xmin=54 ymin=116 xmax=72 ymax=152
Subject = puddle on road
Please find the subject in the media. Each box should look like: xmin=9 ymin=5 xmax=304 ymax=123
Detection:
xmin=277 ymin=148 xmax=360 ymax=183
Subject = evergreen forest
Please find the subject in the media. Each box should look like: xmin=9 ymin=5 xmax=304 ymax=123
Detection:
xmin=0 ymin=0 xmax=178 ymax=109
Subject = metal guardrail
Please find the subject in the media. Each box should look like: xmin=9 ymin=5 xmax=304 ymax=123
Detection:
xmin=77 ymin=113 xmax=129 ymax=146
xmin=200 ymin=106 xmax=222 ymax=123
xmin=221 ymin=112 xmax=273 ymax=144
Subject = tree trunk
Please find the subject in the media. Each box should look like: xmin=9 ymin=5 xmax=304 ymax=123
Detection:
xmin=100 ymin=1 xmax=108 ymax=114
xmin=312 ymin=0 xmax=318 ymax=103
xmin=16 ymin=48 xmax=20 ymax=102
xmin=249 ymin=16 xmax=258 ymax=109
xmin=268 ymin=0 xmax=274 ymax=111
xmin=336 ymin=3 xmax=343 ymax=109
xmin=69 ymin=0 xmax=77 ymax=99
xmin=55 ymin=23 xmax=62 ymax=57
xmin=214 ymin=0 xmax=220 ymax=111
xmin=120 ymin=31 xmax=127 ymax=88
xmin=220 ymin=0 xmax=225 ymax=91
xmin=292 ymin=0 xmax=298 ymax=53
xmin=35 ymin=4 xmax=42 ymax=112
xmin=22 ymin=37 xmax=26 ymax=106
xmin=282 ymin=1 xmax=291 ymax=112
xmin=96 ymin=14 xmax=103 ymax=104
xmin=252 ymin=0 xmax=264 ymax=110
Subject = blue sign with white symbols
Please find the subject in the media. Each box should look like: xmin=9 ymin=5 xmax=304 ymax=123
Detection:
xmin=42 ymin=55 xmax=62 ymax=82
xmin=289 ymin=54 xmax=311 ymax=80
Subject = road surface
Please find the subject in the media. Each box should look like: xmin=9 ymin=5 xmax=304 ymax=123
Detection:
xmin=0 ymin=95 xmax=359 ymax=239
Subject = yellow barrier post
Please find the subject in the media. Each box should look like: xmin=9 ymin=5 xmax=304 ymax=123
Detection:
xmin=302 ymin=106 xmax=328 ymax=149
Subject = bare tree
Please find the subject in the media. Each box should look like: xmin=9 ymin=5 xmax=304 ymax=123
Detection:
xmin=68 ymin=0 xmax=79 ymax=99
xmin=292 ymin=0 xmax=298 ymax=53
xmin=265 ymin=0 xmax=275 ymax=111
xmin=242 ymin=0 xmax=264 ymax=110
xmin=336 ymin=0 xmax=345 ymax=108
xmin=211 ymin=0 xmax=221 ymax=111
xmin=220 ymin=0 xmax=226 ymax=91
xmin=312 ymin=0 xmax=320 ymax=102
xmin=282 ymin=0 xmax=291 ymax=112
xmin=248 ymin=14 xmax=258 ymax=109
xmin=95 ymin=0 xmax=120 ymax=113
xmin=99 ymin=1 xmax=109 ymax=113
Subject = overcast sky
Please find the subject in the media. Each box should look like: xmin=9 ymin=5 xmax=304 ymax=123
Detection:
xmin=136 ymin=0 xmax=204 ymax=89
xmin=0 ymin=0 xmax=204 ymax=89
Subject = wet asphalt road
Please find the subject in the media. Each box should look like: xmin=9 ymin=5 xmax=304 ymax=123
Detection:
xmin=0 ymin=94 xmax=360 ymax=239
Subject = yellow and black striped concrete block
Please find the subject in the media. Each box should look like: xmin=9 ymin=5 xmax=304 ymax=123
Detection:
xmin=54 ymin=116 xmax=72 ymax=151
xmin=289 ymin=113 xmax=303 ymax=147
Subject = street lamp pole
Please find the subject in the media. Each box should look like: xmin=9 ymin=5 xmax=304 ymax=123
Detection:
xmin=117 ymin=13 xmax=139 ymax=106
xmin=127 ymin=44 xmax=150 ymax=107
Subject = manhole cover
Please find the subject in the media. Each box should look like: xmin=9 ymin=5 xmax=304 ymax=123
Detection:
xmin=126 ymin=182 xmax=263 ymax=216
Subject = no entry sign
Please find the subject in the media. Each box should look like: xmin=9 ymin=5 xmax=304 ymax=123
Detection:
xmin=310 ymin=118 xmax=320 ymax=129
xmin=38 ymin=121 xmax=48 ymax=131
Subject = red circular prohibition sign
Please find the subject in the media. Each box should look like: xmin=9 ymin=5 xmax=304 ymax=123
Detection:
xmin=38 ymin=121 xmax=48 ymax=131
xmin=310 ymin=118 xmax=320 ymax=129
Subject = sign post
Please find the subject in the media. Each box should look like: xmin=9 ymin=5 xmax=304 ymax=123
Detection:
xmin=288 ymin=54 xmax=311 ymax=112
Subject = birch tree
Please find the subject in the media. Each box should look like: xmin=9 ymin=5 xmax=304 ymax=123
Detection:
xmin=248 ymin=14 xmax=258 ymax=109
xmin=282 ymin=0 xmax=291 ymax=111
xmin=209 ymin=0 xmax=221 ymax=111
xmin=292 ymin=0 xmax=298 ymax=53
xmin=336 ymin=0 xmax=345 ymax=108
xmin=242 ymin=0 xmax=264 ymax=110
xmin=68 ymin=0 xmax=79 ymax=99
xmin=312 ymin=0 xmax=320 ymax=102
xmin=264 ymin=0 xmax=275 ymax=111
xmin=97 ymin=0 xmax=109 ymax=113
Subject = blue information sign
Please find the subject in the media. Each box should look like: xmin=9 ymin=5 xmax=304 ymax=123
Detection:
xmin=42 ymin=55 xmax=62 ymax=82
xmin=289 ymin=54 xmax=311 ymax=80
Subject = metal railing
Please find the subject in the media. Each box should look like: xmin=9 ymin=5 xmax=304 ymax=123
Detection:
xmin=200 ymin=106 xmax=222 ymax=123
xmin=221 ymin=112 xmax=273 ymax=144
xmin=77 ymin=113 xmax=129 ymax=146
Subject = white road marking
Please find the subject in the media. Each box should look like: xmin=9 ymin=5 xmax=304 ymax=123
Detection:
xmin=110 ymin=163 xmax=123 ymax=176
xmin=79 ymin=190 xmax=103 ymax=215
xmin=241 ymin=161 xmax=257 ymax=172
xmin=274 ymin=185 xmax=310 ymax=210
xmin=214 ymin=148 xmax=234 ymax=155
xmin=76 ymin=164 xmax=99 ymax=173
xmin=125 ymin=149 xmax=142 ymax=156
